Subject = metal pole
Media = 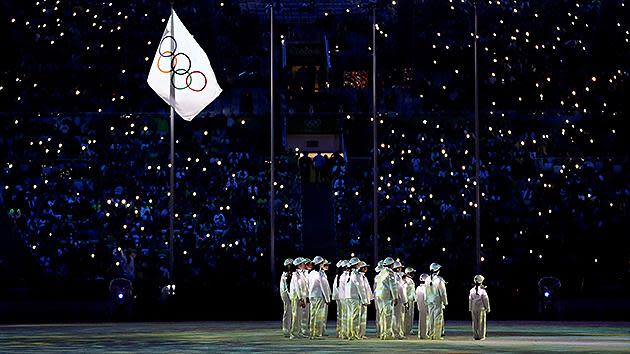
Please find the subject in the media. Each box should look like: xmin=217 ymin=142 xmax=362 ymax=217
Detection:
xmin=473 ymin=2 xmax=481 ymax=274
xmin=270 ymin=3 xmax=276 ymax=283
xmin=168 ymin=4 xmax=175 ymax=283
xmin=372 ymin=7 xmax=379 ymax=266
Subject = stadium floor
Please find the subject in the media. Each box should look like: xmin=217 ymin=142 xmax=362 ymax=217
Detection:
xmin=0 ymin=321 xmax=628 ymax=352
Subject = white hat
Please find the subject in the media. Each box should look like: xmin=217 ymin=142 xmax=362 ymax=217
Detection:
xmin=339 ymin=260 xmax=348 ymax=268
xmin=393 ymin=261 xmax=403 ymax=269
xmin=347 ymin=257 xmax=361 ymax=267
xmin=377 ymin=260 xmax=384 ymax=267
xmin=283 ymin=258 xmax=294 ymax=266
xmin=429 ymin=262 xmax=441 ymax=272
xmin=322 ymin=259 xmax=330 ymax=265
xmin=382 ymin=257 xmax=395 ymax=266
xmin=474 ymin=274 xmax=485 ymax=283
xmin=312 ymin=256 xmax=324 ymax=265
xmin=358 ymin=261 xmax=368 ymax=268
xmin=419 ymin=273 xmax=429 ymax=282
xmin=336 ymin=260 xmax=345 ymax=268
xmin=292 ymin=257 xmax=303 ymax=266
xmin=375 ymin=265 xmax=383 ymax=272
xmin=405 ymin=267 xmax=416 ymax=274
xmin=302 ymin=258 xmax=312 ymax=264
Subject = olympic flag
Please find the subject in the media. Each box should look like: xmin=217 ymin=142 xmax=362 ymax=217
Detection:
xmin=147 ymin=10 xmax=222 ymax=121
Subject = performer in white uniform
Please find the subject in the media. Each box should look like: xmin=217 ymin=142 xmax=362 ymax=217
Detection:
xmin=280 ymin=258 xmax=293 ymax=337
xmin=392 ymin=261 xmax=407 ymax=339
xmin=339 ymin=260 xmax=352 ymax=339
xmin=424 ymin=263 xmax=448 ymax=340
xmin=321 ymin=259 xmax=331 ymax=336
xmin=374 ymin=257 xmax=398 ymax=340
xmin=373 ymin=261 xmax=384 ymax=338
xmin=302 ymin=258 xmax=313 ymax=336
xmin=346 ymin=257 xmax=367 ymax=340
xmin=332 ymin=260 xmax=347 ymax=338
xmin=308 ymin=256 xmax=331 ymax=339
xmin=289 ymin=258 xmax=309 ymax=339
xmin=358 ymin=261 xmax=372 ymax=339
xmin=415 ymin=273 xmax=429 ymax=339
xmin=469 ymin=274 xmax=490 ymax=340
xmin=402 ymin=267 xmax=416 ymax=337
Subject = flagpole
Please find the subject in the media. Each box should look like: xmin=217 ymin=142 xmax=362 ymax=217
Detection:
xmin=473 ymin=0 xmax=481 ymax=274
xmin=269 ymin=2 xmax=276 ymax=283
xmin=372 ymin=6 xmax=379 ymax=267
xmin=168 ymin=2 xmax=176 ymax=283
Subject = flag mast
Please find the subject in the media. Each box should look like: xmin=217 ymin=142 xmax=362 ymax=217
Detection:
xmin=168 ymin=0 xmax=176 ymax=284
xmin=269 ymin=2 xmax=276 ymax=283
xmin=372 ymin=5 xmax=379 ymax=267
xmin=473 ymin=0 xmax=481 ymax=274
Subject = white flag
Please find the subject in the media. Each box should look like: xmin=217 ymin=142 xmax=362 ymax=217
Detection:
xmin=147 ymin=10 xmax=222 ymax=121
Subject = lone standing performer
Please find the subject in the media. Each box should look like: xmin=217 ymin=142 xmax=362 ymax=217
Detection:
xmin=424 ymin=263 xmax=448 ymax=340
xmin=469 ymin=274 xmax=490 ymax=340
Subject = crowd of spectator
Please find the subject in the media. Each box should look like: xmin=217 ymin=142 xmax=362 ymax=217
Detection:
xmin=1 ymin=113 xmax=303 ymax=300
xmin=331 ymin=112 xmax=629 ymax=298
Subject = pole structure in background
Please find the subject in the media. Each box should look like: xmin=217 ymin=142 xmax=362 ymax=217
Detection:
xmin=269 ymin=3 xmax=277 ymax=283
xmin=168 ymin=2 xmax=176 ymax=283
xmin=473 ymin=1 xmax=481 ymax=274
xmin=372 ymin=6 xmax=379 ymax=266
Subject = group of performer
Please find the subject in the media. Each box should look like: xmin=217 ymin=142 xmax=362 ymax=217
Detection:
xmin=280 ymin=256 xmax=490 ymax=341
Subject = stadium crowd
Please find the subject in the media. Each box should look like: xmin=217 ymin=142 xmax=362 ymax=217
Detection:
xmin=1 ymin=113 xmax=303 ymax=300
xmin=331 ymin=113 xmax=628 ymax=295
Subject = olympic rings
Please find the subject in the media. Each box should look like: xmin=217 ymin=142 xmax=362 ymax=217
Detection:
xmin=155 ymin=36 xmax=208 ymax=93
xmin=159 ymin=36 xmax=177 ymax=57
xmin=157 ymin=50 xmax=176 ymax=73
xmin=171 ymin=73 xmax=190 ymax=90
xmin=186 ymin=71 xmax=208 ymax=92
xmin=171 ymin=53 xmax=191 ymax=75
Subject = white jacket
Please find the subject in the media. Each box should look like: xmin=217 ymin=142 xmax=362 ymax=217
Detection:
xmin=280 ymin=271 xmax=290 ymax=301
xmin=339 ymin=270 xmax=350 ymax=300
xmin=322 ymin=271 xmax=332 ymax=302
xmin=308 ymin=270 xmax=331 ymax=302
xmin=424 ymin=275 xmax=448 ymax=307
xmin=403 ymin=277 xmax=416 ymax=305
xmin=372 ymin=273 xmax=379 ymax=299
xmin=416 ymin=284 xmax=427 ymax=311
xmin=375 ymin=268 xmax=398 ymax=301
xmin=289 ymin=269 xmax=308 ymax=301
xmin=469 ymin=286 xmax=490 ymax=312
xmin=361 ymin=272 xmax=374 ymax=302
xmin=332 ymin=274 xmax=341 ymax=301
xmin=395 ymin=272 xmax=408 ymax=304
xmin=348 ymin=269 xmax=369 ymax=304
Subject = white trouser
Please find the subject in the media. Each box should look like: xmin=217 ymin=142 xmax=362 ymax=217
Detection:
xmin=281 ymin=294 xmax=292 ymax=335
xmin=347 ymin=299 xmax=362 ymax=340
xmin=376 ymin=298 xmax=394 ymax=339
xmin=471 ymin=309 xmax=487 ymax=339
xmin=309 ymin=297 xmax=326 ymax=338
xmin=375 ymin=299 xmax=380 ymax=337
xmin=393 ymin=301 xmax=405 ymax=338
xmin=323 ymin=302 xmax=329 ymax=335
xmin=417 ymin=307 xmax=428 ymax=339
xmin=335 ymin=300 xmax=342 ymax=337
xmin=426 ymin=302 xmax=444 ymax=340
xmin=302 ymin=302 xmax=310 ymax=336
xmin=404 ymin=303 xmax=414 ymax=336
xmin=290 ymin=298 xmax=306 ymax=337
xmin=359 ymin=302 xmax=368 ymax=338
xmin=341 ymin=299 xmax=350 ymax=339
